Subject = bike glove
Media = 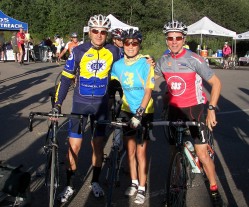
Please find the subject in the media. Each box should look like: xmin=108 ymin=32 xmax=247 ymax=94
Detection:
xmin=130 ymin=106 xmax=145 ymax=128
xmin=51 ymin=104 xmax=61 ymax=114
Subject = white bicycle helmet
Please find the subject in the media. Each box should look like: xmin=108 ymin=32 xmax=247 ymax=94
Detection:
xmin=88 ymin=14 xmax=111 ymax=29
xmin=163 ymin=20 xmax=188 ymax=36
xmin=71 ymin=32 xmax=78 ymax=38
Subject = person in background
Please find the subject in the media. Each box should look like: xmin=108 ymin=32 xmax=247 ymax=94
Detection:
xmin=54 ymin=14 xmax=119 ymax=203
xmin=111 ymin=28 xmax=154 ymax=204
xmin=155 ymin=20 xmax=223 ymax=207
xmin=16 ymin=27 xmax=26 ymax=64
xmin=0 ymin=31 xmax=5 ymax=62
xmin=108 ymin=28 xmax=125 ymax=119
xmin=111 ymin=28 xmax=124 ymax=58
xmin=45 ymin=37 xmax=53 ymax=48
xmin=53 ymin=34 xmax=62 ymax=64
xmin=25 ymin=30 xmax=31 ymax=43
xmin=222 ymin=41 xmax=232 ymax=69
xmin=58 ymin=32 xmax=80 ymax=61
xmin=11 ymin=32 xmax=19 ymax=62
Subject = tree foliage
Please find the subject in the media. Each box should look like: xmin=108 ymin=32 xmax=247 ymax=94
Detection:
xmin=1 ymin=0 xmax=249 ymax=56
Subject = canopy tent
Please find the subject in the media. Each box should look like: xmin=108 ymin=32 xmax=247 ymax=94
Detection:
xmin=83 ymin=14 xmax=139 ymax=42
xmin=0 ymin=10 xmax=28 ymax=31
xmin=235 ymin=31 xmax=249 ymax=40
xmin=187 ymin=16 xmax=236 ymax=41
xmin=187 ymin=16 xmax=236 ymax=54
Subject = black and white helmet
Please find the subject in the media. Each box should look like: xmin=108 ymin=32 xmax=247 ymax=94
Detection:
xmin=111 ymin=28 xmax=124 ymax=39
xmin=71 ymin=32 xmax=78 ymax=38
xmin=88 ymin=14 xmax=111 ymax=29
xmin=163 ymin=20 xmax=188 ymax=36
xmin=121 ymin=28 xmax=142 ymax=43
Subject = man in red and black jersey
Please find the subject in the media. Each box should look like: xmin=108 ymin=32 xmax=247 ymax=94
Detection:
xmin=155 ymin=20 xmax=223 ymax=207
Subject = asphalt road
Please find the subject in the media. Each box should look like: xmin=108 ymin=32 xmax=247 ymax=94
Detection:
xmin=0 ymin=62 xmax=248 ymax=207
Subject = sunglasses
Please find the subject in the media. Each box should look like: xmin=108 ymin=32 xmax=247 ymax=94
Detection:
xmin=91 ymin=29 xmax=108 ymax=35
xmin=166 ymin=36 xmax=184 ymax=41
xmin=124 ymin=41 xmax=139 ymax=47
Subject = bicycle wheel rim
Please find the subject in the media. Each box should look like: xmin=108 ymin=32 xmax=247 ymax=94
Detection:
xmin=167 ymin=151 xmax=187 ymax=207
xmin=106 ymin=148 xmax=118 ymax=207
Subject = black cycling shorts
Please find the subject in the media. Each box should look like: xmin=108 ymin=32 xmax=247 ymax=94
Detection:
xmin=119 ymin=110 xmax=153 ymax=142
xmin=69 ymin=99 xmax=108 ymax=138
xmin=168 ymin=104 xmax=207 ymax=144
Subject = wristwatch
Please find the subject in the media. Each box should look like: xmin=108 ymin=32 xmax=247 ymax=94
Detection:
xmin=208 ymin=105 xmax=216 ymax=110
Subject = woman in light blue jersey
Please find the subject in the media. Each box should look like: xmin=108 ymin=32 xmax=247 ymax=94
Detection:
xmin=111 ymin=28 xmax=154 ymax=205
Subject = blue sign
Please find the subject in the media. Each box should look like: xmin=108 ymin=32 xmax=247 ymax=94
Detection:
xmin=0 ymin=10 xmax=28 ymax=31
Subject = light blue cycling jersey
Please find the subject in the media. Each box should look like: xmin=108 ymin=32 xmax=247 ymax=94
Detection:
xmin=111 ymin=55 xmax=154 ymax=114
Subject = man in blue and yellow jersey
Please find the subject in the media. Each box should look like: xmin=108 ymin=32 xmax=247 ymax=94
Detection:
xmin=54 ymin=14 xmax=119 ymax=203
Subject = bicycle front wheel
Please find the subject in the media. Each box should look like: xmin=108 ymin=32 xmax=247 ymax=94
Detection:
xmin=167 ymin=151 xmax=187 ymax=207
xmin=106 ymin=148 xmax=118 ymax=207
xmin=46 ymin=145 xmax=59 ymax=207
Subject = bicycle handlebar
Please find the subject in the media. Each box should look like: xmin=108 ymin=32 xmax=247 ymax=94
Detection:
xmin=93 ymin=120 xmax=129 ymax=127
xmin=28 ymin=111 xmax=84 ymax=132
xmin=149 ymin=120 xmax=204 ymax=128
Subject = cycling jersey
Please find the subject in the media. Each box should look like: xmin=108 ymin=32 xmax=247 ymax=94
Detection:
xmin=65 ymin=41 xmax=79 ymax=54
xmin=155 ymin=48 xmax=214 ymax=108
xmin=111 ymin=55 xmax=154 ymax=114
xmin=55 ymin=42 xmax=119 ymax=105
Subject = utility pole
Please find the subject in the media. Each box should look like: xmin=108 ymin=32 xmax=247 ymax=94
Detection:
xmin=172 ymin=0 xmax=174 ymax=21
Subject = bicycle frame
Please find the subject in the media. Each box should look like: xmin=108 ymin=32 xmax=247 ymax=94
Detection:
xmin=93 ymin=120 xmax=128 ymax=207
xmin=29 ymin=112 xmax=83 ymax=207
xmin=150 ymin=120 xmax=214 ymax=207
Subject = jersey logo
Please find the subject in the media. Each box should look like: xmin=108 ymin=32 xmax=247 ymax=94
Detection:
xmin=167 ymin=76 xmax=186 ymax=96
xmin=86 ymin=54 xmax=94 ymax=57
xmin=168 ymin=62 xmax=172 ymax=66
xmin=87 ymin=60 xmax=106 ymax=73
xmin=124 ymin=72 xmax=134 ymax=87
xmin=68 ymin=53 xmax=73 ymax=60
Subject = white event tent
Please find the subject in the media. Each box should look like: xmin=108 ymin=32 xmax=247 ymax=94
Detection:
xmin=235 ymin=31 xmax=249 ymax=40
xmin=82 ymin=14 xmax=139 ymax=42
xmin=187 ymin=16 xmax=236 ymax=42
xmin=187 ymin=16 xmax=237 ymax=54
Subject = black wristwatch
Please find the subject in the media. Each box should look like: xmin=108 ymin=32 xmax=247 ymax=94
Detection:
xmin=208 ymin=105 xmax=216 ymax=110
xmin=136 ymin=106 xmax=145 ymax=116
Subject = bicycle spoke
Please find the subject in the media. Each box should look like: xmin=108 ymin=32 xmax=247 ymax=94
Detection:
xmin=167 ymin=151 xmax=187 ymax=207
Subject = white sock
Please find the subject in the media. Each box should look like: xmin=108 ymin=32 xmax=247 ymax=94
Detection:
xmin=138 ymin=186 xmax=145 ymax=192
xmin=132 ymin=179 xmax=139 ymax=186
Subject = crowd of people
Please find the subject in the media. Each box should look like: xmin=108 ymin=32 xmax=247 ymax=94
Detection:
xmin=51 ymin=14 xmax=224 ymax=207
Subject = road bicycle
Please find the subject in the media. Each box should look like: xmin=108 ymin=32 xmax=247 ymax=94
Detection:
xmin=28 ymin=111 xmax=83 ymax=207
xmin=149 ymin=120 xmax=214 ymax=207
xmin=93 ymin=119 xmax=131 ymax=207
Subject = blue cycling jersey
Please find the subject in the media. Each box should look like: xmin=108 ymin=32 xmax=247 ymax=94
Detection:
xmin=55 ymin=42 xmax=119 ymax=105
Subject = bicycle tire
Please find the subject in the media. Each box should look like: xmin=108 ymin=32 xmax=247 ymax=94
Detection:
xmin=45 ymin=144 xmax=59 ymax=207
xmin=106 ymin=147 xmax=118 ymax=207
xmin=167 ymin=150 xmax=187 ymax=207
